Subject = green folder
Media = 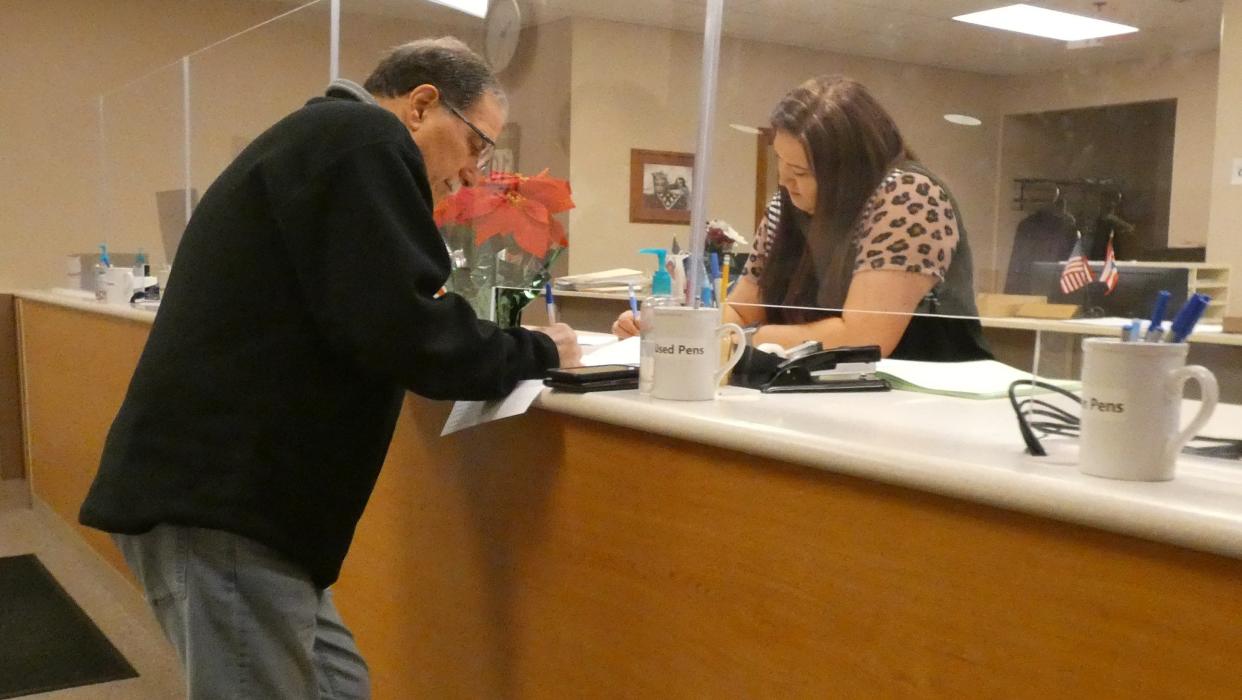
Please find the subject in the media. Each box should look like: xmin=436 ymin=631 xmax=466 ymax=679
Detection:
xmin=875 ymin=359 xmax=1079 ymax=400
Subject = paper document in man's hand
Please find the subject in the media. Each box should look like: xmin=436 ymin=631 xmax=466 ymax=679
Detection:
xmin=441 ymin=380 xmax=545 ymax=436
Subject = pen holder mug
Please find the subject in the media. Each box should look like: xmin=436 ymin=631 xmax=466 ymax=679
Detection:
xmin=650 ymin=306 xmax=746 ymax=400
xmin=1078 ymin=337 xmax=1218 ymax=481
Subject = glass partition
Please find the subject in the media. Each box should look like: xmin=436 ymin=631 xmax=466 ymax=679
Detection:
xmin=88 ymin=0 xmax=1239 ymax=465
xmin=187 ymin=0 xmax=334 ymax=236
xmin=97 ymin=61 xmax=186 ymax=273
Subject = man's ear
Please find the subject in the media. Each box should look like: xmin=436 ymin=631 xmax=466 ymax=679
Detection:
xmin=405 ymin=84 xmax=440 ymax=130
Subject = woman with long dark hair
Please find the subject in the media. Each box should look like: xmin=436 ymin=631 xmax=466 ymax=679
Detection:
xmin=615 ymin=76 xmax=990 ymax=361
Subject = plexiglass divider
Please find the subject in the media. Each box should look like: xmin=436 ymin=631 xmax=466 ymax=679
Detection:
xmin=187 ymin=0 xmax=333 ymax=221
xmin=97 ymin=61 xmax=187 ymax=275
xmin=89 ymin=1 xmax=1240 ymax=467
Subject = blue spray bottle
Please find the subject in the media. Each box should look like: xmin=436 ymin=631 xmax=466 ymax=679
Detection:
xmin=638 ymin=247 xmax=675 ymax=395
xmin=93 ymin=244 xmax=111 ymax=301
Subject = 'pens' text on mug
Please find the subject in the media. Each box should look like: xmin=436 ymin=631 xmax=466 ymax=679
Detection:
xmin=654 ymin=344 xmax=706 ymax=356
xmin=1083 ymin=397 xmax=1125 ymax=414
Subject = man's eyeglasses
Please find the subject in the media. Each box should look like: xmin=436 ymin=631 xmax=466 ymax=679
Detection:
xmin=445 ymin=103 xmax=495 ymax=170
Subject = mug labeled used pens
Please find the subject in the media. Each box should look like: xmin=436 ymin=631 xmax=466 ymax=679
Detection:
xmin=650 ymin=306 xmax=745 ymax=400
xmin=1078 ymin=337 xmax=1218 ymax=481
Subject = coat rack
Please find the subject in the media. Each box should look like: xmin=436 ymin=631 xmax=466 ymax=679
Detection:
xmin=1012 ymin=177 xmax=1123 ymax=211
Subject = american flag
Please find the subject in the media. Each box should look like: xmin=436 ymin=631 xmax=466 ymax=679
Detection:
xmin=1059 ymin=235 xmax=1094 ymax=294
xmin=1099 ymin=233 xmax=1119 ymax=294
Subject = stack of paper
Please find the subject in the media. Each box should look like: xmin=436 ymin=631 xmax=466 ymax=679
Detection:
xmin=553 ymin=268 xmax=646 ymax=292
xmin=875 ymin=358 xmax=1079 ymax=399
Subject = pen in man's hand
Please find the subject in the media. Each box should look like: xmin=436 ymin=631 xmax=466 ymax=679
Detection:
xmin=545 ymin=282 xmax=558 ymax=325
xmin=1144 ymin=290 xmax=1171 ymax=342
xmin=628 ymin=282 xmax=640 ymax=322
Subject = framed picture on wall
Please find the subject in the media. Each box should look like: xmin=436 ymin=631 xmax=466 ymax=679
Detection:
xmin=629 ymin=149 xmax=694 ymax=224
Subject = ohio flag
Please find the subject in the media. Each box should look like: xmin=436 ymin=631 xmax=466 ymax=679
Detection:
xmin=1099 ymin=233 xmax=1119 ymax=295
xmin=1060 ymin=235 xmax=1094 ymax=294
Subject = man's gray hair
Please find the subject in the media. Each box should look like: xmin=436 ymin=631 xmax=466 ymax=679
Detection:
xmin=364 ymin=36 xmax=506 ymax=111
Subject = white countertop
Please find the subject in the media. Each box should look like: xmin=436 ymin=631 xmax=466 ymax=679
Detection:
xmin=17 ymin=288 xmax=1242 ymax=559
xmin=14 ymin=289 xmax=157 ymax=324
xmin=537 ymin=386 xmax=1242 ymax=561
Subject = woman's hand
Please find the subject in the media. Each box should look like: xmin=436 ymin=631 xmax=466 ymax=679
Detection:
xmin=612 ymin=310 xmax=640 ymax=338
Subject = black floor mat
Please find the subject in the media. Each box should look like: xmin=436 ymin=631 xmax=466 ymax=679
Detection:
xmin=0 ymin=554 xmax=138 ymax=698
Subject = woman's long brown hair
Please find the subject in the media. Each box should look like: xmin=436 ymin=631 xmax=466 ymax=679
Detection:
xmin=761 ymin=76 xmax=914 ymax=323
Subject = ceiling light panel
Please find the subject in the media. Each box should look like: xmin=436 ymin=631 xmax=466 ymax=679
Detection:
xmin=953 ymin=4 xmax=1139 ymax=42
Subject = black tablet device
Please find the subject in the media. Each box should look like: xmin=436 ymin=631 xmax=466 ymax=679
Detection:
xmin=545 ymin=364 xmax=638 ymax=383
xmin=544 ymin=376 xmax=639 ymax=393
xmin=544 ymin=365 xmax=639 ymax=392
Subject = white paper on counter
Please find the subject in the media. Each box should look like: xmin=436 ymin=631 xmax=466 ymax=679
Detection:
xmin=441 ymin=379 xmax=546 ymax=436
xmin=580 ymin=335 xmax=640 ymax=366
xmin=576 ymin=331 xmax=619 ymax=347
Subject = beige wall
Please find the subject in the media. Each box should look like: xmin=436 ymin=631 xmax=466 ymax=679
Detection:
xmin=1208 ymin=0 xmax=1242 ymax=316
xmin=0 ymin=0 xmax=312 ymax=292
xmin=565 ymin=18 xmax=1005 ymax=291
xmin=2 ymin=4 xmax=1231 ymax=310
xmin=0 ymin=0 xmax=488 ymax=292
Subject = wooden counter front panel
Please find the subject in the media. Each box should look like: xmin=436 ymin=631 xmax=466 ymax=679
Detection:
xmin=340 ymin=400 xmax=1242 ymax=699
xmin=17 ymin=300 xmax=146 ymax=575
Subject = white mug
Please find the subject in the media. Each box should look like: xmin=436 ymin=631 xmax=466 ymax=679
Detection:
xmin=1078 ymin=338 xmax=1218 ymax=481
xmin=102 ymin=267 xmax=135 ymax=305
xmin=650 ymin=306 xmax=746 ymax=401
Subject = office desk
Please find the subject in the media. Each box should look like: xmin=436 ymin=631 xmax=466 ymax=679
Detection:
xmin=14 ymin=290 xmax=1242 ymax=698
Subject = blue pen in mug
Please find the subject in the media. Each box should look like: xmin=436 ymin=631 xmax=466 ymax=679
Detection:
xmin=1164 ymin=293 xmax=1210 ymax=343
xmin=1144 ymin=290 xmax=1171 ymax=342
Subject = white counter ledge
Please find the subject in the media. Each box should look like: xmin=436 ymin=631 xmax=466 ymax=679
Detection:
xmin=14 ymin=289 xmax=157 ymax=325
xmin=537 ymin=385 xmax=1242 ymax=561
xmin=16 ymin=288 xmax=1242 ymax=560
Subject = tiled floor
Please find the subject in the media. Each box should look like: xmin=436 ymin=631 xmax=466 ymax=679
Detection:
xmin=0 ymin=479 xmax=184 ymax=699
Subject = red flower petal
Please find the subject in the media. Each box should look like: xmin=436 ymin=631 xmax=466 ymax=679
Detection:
xmin=518 ymin=176 xmax=574 ymax=214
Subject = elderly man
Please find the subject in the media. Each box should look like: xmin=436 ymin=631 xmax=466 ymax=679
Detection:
xmin=79 ymin=37 xmax=579 ymax=699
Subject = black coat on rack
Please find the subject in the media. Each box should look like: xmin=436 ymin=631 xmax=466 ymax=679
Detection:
xmin=1004 ymin=205 xmax=1077 ymax=294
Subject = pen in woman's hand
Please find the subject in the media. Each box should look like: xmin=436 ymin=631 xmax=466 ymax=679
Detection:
xmin=628 ymin=282 xmax=640 ymax=322
xmin=545 ymin=282 xmax=558 ymax=325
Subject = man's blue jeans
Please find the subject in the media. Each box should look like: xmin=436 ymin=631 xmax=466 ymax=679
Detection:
xmin=113 ymin=525 xmax=370 ymax=699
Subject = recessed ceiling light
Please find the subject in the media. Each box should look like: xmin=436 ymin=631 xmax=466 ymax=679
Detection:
xmin=427 ymin=0 xmax=488 ymax=19
xmin=953 ymin=4 xmax=1139 ymax=42
xmin=729 ymin=123 xmax=761 ymax=135
xmin=944 ymin=114 xmax=983 ymax=126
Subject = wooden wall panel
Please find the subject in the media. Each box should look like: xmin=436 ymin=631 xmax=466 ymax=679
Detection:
xmin=0 ymin=295 xmax=26 ymax=480
xmin=18 ymin=300 xmax=147 ymax=574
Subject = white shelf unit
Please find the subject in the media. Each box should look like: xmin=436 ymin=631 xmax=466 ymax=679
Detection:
xmin=1118 ymin=262 xmax=1230 ymax=321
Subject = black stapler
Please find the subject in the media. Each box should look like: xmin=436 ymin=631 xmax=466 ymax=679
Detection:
xmin=760 ymin=344 xmax=889 ymax=393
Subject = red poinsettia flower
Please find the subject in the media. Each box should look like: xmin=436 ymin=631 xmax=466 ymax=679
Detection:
xmin=515 ymin=169 xmax=574 ymax=215
xmin=433 ymin=170 xmax=574 ymax=258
